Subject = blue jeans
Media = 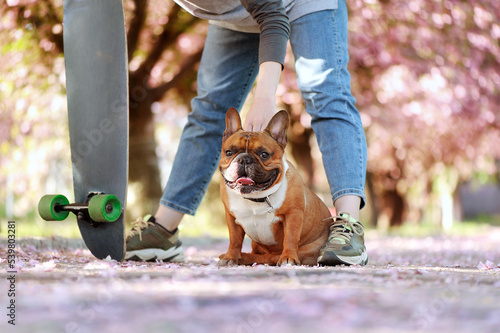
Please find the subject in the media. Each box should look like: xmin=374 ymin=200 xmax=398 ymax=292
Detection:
xmin=160 ymin=2 xmax=367 ymax=215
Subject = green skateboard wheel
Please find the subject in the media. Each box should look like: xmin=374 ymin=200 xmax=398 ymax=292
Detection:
xmin=88 ymin=194 xmax=121 ymax=222
xmin=38 ymin=195 xmax=70 ymax=221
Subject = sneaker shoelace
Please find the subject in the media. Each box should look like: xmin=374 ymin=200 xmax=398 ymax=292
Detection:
xmin=324 ymin=214 xmax=365 ymax=245
xmin=126 ymin=217 xmax=151 ymax=241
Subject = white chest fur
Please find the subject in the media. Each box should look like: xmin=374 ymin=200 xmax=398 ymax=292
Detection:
xmin=226 ymin=164 xmax=288 ymax=246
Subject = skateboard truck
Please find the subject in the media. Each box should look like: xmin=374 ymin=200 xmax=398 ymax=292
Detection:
xmin=38 ymin=192 xmax=122 ymax=227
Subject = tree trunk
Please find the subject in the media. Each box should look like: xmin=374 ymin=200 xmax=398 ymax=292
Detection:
xmin=128 ymin=130 xmax=163 ymax=222
xmin=369 ymin=170 xmax=408 ymax=228
xmin=127 ymin=86 xmax=163 ymax=222
xmin=287 ymin=108 xmax=314 ymax=187
xmin=288 ymin=127 xmax=314 ymax=186
xmin=365 ymin=172 xmax=380 ymax=227
xmin=380 ymin=189 xmax=406 ymax=227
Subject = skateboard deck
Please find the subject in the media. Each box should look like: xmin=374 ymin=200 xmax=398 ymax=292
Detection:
xmin=38 ymin=0 xmax=129 ymax=261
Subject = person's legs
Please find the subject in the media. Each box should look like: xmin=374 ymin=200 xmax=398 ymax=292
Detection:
xmin=290 ymin=2 xmax=368 ymax=265
xmin=154 ymin=205 xmax=184 ymax=232
xmin=335 ymin=196 xmax=361 ymax=220
xmin=125 ymin=25 xmax=261 ymax=260
xmin=290 ymin=3 xmax=367 ymax=216
xmin=158 ymin=25 xmax=261 ymax=224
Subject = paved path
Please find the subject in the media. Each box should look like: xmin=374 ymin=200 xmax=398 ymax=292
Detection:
xmin=1 ymin=229 xmax=500 ymax=333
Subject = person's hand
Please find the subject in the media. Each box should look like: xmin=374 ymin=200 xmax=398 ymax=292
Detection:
xmin=242 ymin=61 xmax=282 ymax=132
xmin=243 ymin=99 xmax=276 ymax=132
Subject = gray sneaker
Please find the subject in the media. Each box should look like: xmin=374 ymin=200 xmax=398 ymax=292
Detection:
xmin=125 ymin=214 xmax=185 ymax=262
xmin=317 ymin=213 xmax=368 ymax=266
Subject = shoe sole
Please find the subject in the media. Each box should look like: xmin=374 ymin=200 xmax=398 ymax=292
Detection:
xmin=124 ymin=245 xmax=185 ymax=262
xmin=317 ymin=250 xmax=368 ymax=266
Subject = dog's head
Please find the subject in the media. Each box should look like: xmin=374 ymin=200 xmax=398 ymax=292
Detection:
xmin=220 ymin=108 xmax=289 ymax=195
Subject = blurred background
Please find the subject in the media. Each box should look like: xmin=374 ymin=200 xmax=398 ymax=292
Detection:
xmin=1 ymin=0 xmax=499 ymax=238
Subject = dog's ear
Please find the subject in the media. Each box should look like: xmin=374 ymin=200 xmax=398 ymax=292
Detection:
xmin=223 ymin=108 xmax=242 ymax=142
xmin=265 ymin=110 xmax=289 ymax=149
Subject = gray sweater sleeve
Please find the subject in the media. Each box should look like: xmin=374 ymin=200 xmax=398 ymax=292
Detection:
xmin=240 ymin=0 xmax=290 ymax=68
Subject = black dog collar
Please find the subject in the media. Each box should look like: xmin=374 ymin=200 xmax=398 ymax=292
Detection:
xmin=243 ymin=196 xmax=274 ymax=213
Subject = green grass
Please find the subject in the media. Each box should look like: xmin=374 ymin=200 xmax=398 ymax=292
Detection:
xmin=1 ymin=209 xmax=229 ymax=239
xmin=2 ymin=213 xmax=82 ymax=238
xmin=471 ymin=213 xmax=500 ymax=226
xmin=378 ymin=221 xmax=493 ymax=237
xmin=3 ymin=209 xmax=499 ymax=240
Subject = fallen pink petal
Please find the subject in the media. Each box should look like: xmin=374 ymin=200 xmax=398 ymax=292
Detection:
xmin=477 ymin=260 xmax=498 ymax=270
xmin=31 ymin=260 xmax=57 ymax=272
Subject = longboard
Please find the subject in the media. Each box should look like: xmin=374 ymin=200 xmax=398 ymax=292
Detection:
xmin=38 ymin=0 xmax=129 ymax=261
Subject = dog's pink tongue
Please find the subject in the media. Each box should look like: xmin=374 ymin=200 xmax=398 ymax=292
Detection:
xmin=236 ymin=177 xmax=255 ymax=186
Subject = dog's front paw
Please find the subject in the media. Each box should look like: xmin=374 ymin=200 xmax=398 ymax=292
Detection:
xmin=218 ymin=258 xmax=239 ymax=267
xmin=278 ymin=256 xmax=300 ymax=267
xmin=218 ymin=254 xmax=240 ymax=267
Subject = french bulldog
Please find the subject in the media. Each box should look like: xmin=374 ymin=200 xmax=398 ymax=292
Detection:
xmin=218 ymin=108 xmax=331 ymax=266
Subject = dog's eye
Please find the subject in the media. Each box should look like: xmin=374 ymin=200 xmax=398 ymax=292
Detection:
xmin=225 ymin=150 xmax=233 ymax=157
xmin=259 ymin=152 xmax=270 ymax=159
